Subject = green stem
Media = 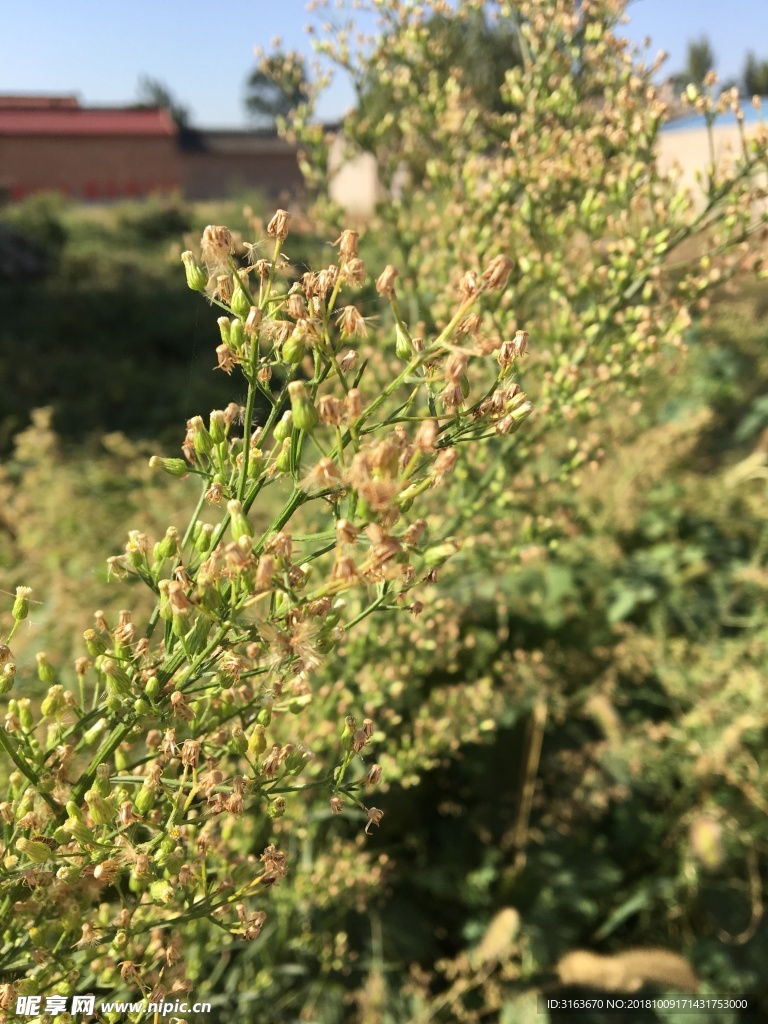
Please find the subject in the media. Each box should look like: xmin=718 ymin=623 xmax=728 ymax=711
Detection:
xmin=237 ymin=382 xmax=257 ymax=501
xmin=0 ymin=730 xmax=60 ymax=813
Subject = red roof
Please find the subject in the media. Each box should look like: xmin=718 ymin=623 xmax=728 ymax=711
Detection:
xmin=0 ymin=95 xmax=80 ymax=109
xmin=0 ymin=107 xmax=176 ymax=136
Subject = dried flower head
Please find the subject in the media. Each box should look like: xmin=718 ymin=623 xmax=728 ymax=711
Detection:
xmin=201 ymin=225 xmax=234 ymax=271
xmin=334 ymin=229 xmax=360 ymax=262
xmin=376 ymin=264 xmax=399 ymax=297
xmin=267 ymin=209 xmax=291 ymax=240
xmin=481 ymin=254 xmax=514 ymax=291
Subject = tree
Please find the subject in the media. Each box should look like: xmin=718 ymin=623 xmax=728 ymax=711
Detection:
xmin=244 ymin=51 xmax=308 ymax=129
xmin=136 ymin=76 xmax=191 ymax=132
xmin=744 ymin=51 xmax=768 ymax=97
xmin=684 ymin=35 xmax=716 ymax=88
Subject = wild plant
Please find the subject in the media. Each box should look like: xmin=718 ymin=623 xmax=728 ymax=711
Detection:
xmin=0 ymin=213 xmax=530 ymax=1016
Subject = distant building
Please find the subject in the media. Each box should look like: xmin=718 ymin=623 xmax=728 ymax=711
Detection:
xmin=179 ymin=128 xmax=303 ymax=201
xmin=0 ymin=93 xmax=308 ymax=206
xmin=0 ymin=95 xmax=180 ymax=202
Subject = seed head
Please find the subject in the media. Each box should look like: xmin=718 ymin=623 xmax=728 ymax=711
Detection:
xmin=365 ymin=807 xmax=384 ymax=834
xmin=460 ymin=271 xmax=480 ymax=299
xmin=200 ymin=225 xmax=234 ymax=270
xmin=317 ymin=395 xmax=345 ymax=425
xmin=481 ymin=254 xmax=514 ymax=291
xmin=337 ymin=304 xmax=368 ymax=338
xmin=267 ymin=209 xmax=291 ymax=240
xmin=433 ymin=447 xmax=458 ymax=480
xmin=334 ymin=229 xmax=360 ymax=262
xmin=317 ymin=264 xmax=340 ymax=295
xmin=414 ymin=419 xmax=438 ymax=453
xmin=345 ymin=388 xmax=363 ymax=421
xmin=244 ymin=306 xmax=262 ymax=335
xmin=215 ymin=344 xmax=238 ymax=374
xmin=339 ymin=349 xmax=358 ymax=372
xmin=376 ymin=264 xmax=399 ymax=297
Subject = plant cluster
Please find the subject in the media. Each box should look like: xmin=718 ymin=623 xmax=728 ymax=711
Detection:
xmin=0 ymin=211 xmax=533 ymax=1019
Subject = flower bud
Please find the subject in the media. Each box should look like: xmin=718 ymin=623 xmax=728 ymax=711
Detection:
xmin=66 ymin=801 xmax=82 ymax=821
xmin=154 ymin=526 xmax=180 ymax=562
xmin=85 ymin=789 xmax=116 ymax=826
xmin=83 ymin=626 xmax=108 ymax=659
xmin=268 ymin=796 xmax=287 ymax=818
xmin=231 ymin=726 xmax=248 ymax=756
xmin=101 ymin=658 xmax=131 ymax=697
xmin=217 ymin=317 xmax=231 ymax=344
xmin=195 ymin=522 xmax=215 ymax=555
xmin=275 ymin=438 xmax=292 ymax=474
xmin=288 ymin=381 xmax=318 ymax=433
xmin=181 ymin=251 xmax=207 ymax=292
xmin=17 ymin=838 xmax=53 ymax=864
xmin=189 ymin=415 xmax=214 ymax=456
xmin=248 ymin=724 xmax=267 ymax=757
xmin=0 ymin=663 xmax=15 ymax=694
xmin=209 ymin=409 xmax=228 ymax=444
xmin=83 ymin=718 xmax=108 ymax=745
xmin=12 ymin=586 xmax=32 ymax=622
xmin=230 ymin=319 xmax=246 ymax=352
xmin=340 ymin=715 xmax=357 ymax=751
xmin=231 ymin=282 xmax=252 ymax=319
xmin=227 ymin=499 xmax=254 ymax=541
xmin=149 ymin=456 xmax=189 ymax=477
xmin=282 ymin=330 xmax=307 ymax=365
xmin=395 ymin=322 xmax=413 ymax=360
xmin=145 ymin=676 xmax=161 ymax=701
xmin=94 ymin=763 xmax=111 ymax=798
xmin=62 ymin=817 xmax=97 ymax=848
xmin=36 ymin=652 xmax=56 ymax=685
xmin=135 ymin=779 xmax=159 ymax=816
xmin=40 ymin=684 xmax=66 ymax=718
xmin=274 ymin=410 xmax=294 ymax=442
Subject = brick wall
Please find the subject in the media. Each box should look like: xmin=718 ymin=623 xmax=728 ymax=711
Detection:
xmin=0 ymin=135 xmax=181 ymax=200
xmin=181 ymin=149 xmax=304 ymax=201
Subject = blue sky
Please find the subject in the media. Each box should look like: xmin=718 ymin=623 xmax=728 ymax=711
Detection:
xmin=1 ymin=0 xmax=767 ymax=127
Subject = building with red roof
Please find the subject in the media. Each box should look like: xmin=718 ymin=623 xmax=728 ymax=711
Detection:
xmin=0 ymin=95 xmax=181 ymax=202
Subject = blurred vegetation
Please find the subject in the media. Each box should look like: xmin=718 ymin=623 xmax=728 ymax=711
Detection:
xmin=0 ymin=192 xmax=325 ymax=451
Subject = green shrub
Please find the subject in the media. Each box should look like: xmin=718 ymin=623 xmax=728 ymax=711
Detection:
xmin=2 ymin=1 xmax=768 ymax=1020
